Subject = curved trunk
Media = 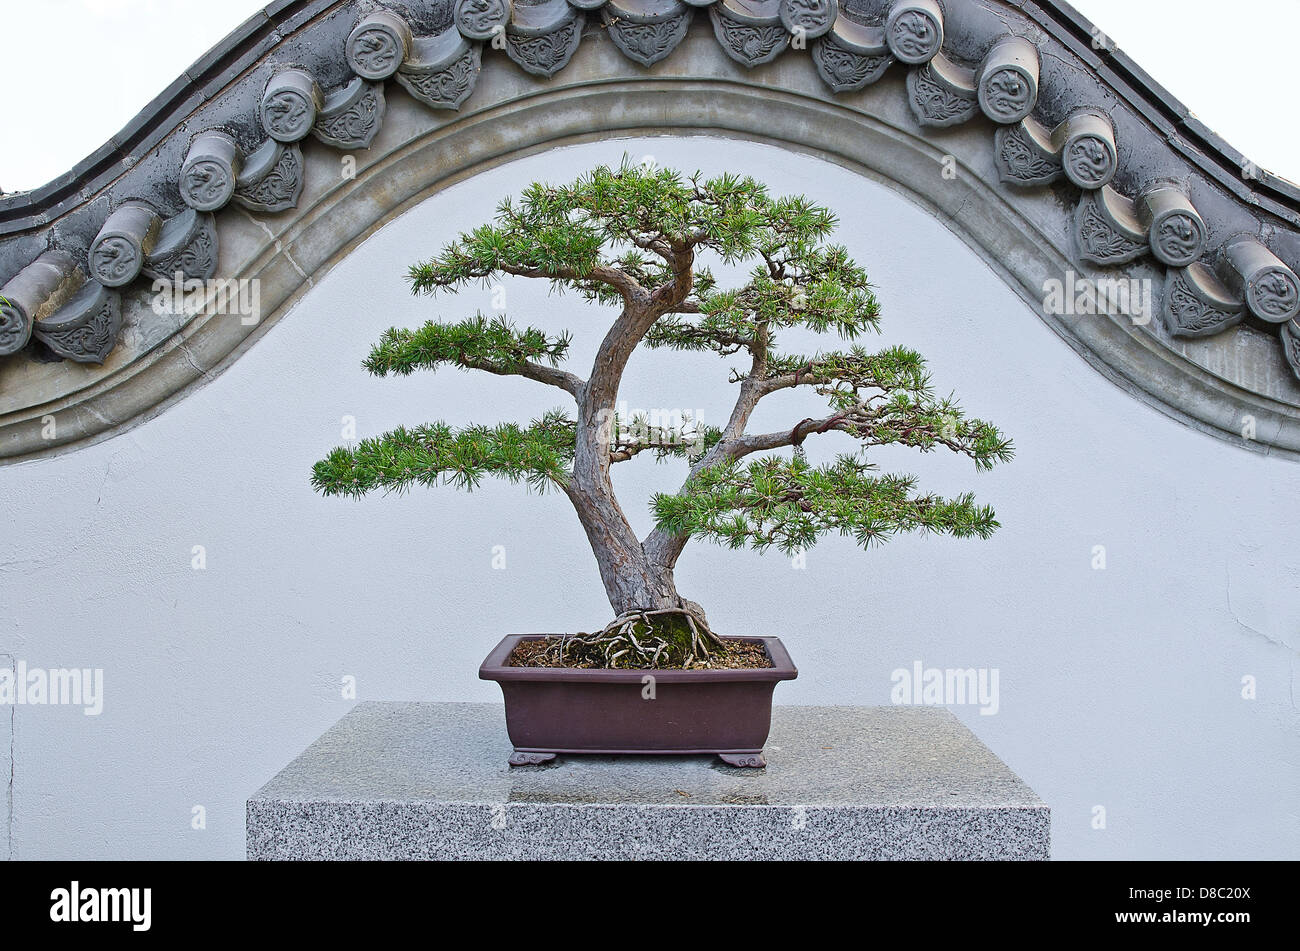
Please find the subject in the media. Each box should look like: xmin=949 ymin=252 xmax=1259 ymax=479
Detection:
xmin=565 ymin=269 xmax=702 ymax=624
xmin=565 ymin=477 xmax=685 ymax=616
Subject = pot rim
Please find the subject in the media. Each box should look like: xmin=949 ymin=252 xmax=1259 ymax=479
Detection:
xmin=479 ymin=633 xmax=798 ymax=684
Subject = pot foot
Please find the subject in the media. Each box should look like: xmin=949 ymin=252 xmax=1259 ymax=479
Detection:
xmin=508 ymin=751 xmax=557 ymax=767
xmin=718 ymin=752 xmax=766 ymax=768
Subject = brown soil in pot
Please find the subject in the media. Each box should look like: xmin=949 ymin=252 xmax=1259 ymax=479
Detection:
xmin=507 ymin=637 xmax=773 ymax=670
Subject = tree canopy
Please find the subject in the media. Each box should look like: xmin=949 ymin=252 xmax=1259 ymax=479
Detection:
xmin=312 ymin=159 xmax=1012 ymax=638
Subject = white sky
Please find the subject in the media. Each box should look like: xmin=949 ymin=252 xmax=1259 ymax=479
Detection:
xmin=0 ymin=0 xmax=1297 ymax=192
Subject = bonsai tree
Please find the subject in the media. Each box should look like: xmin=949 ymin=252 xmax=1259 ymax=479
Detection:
xmin=312 ymin=161 xmax=1012 ymax=668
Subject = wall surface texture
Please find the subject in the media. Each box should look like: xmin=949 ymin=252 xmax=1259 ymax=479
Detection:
xmin=2 ymin=137 xmax=1297 ymax=860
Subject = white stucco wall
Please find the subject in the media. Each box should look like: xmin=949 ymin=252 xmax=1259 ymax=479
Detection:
xmin=2 ymin=137 xmax=1297 ymax=860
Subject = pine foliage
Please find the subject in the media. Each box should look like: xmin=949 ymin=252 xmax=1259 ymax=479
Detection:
xmin=313 ymin=159 xmax=1013 ymax=558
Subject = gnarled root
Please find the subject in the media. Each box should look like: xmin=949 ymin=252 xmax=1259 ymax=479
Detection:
xmin=542 ymin=607 xmax=726 ymax=669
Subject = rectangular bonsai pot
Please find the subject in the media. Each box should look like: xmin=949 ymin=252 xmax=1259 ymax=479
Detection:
xmin=479 ymin=634 xmax=797 ymax=767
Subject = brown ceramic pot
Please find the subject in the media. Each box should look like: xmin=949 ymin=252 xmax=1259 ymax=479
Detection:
xmin=479 ymin=634 xmax=797 ymax=767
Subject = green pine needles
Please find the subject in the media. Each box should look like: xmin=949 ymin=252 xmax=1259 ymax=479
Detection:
xmin=314 ymin=412 xmax=576 ymax=497
xmin=312 ymin=160 xmax=1013 ymax=665
xmin=362 ymin=315 xmax=572 ymax=378
xmin=653 ymin=456 xmax=999 ymax=555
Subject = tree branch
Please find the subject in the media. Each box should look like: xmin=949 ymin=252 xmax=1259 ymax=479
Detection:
xmin=363 ymin=317 xmax=585 ymax=399
xmin=458 ymin=357 xmax=584 ymax=398
xmin=642 ymin=321 xmax=770 ymax=568
xmin=718 ymin=410 xmax=855 ymax=461
xmin=499 ymin=263 xmax=645 ymax=306
xmin=580 ymin=247 xmax=696 ymax=462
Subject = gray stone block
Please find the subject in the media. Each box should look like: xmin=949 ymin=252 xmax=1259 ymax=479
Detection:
xmin=246 ymin=702 xmax=1050 ymax=860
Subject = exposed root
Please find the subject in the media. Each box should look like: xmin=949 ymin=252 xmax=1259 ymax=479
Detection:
xmin=541 ymin=607 xmax=726 ymax=669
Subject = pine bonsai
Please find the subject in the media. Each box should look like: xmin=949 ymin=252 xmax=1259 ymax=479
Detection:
xmin=312 ymin=161 xmax=1013 ymax=668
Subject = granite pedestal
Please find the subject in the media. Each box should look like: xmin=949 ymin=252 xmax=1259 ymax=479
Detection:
xmin=246 ymin=702 xmax=1050 ymax=860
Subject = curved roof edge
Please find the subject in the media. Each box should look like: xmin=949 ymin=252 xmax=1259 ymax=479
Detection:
xmin=4 ymin=0 xmax=1298 ymax=231
xmin=1 ymin=0 xmax=1298 ymax=462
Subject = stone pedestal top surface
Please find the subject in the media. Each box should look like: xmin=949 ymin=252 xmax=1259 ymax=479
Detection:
xmin=246 ymin=702 xmax=1050 ymax=860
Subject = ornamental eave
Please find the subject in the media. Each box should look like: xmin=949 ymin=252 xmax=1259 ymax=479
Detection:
xmin=1 ymin=0 xmax=1299 ymax=460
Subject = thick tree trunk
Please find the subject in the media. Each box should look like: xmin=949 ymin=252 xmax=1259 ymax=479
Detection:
xmin=564 ymin=476 xmax=685 ymax=617
xmin=563 ymin=258 xmax=703 ymax=625
xmin=605 ymin=556 xmax=683 ymax=617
